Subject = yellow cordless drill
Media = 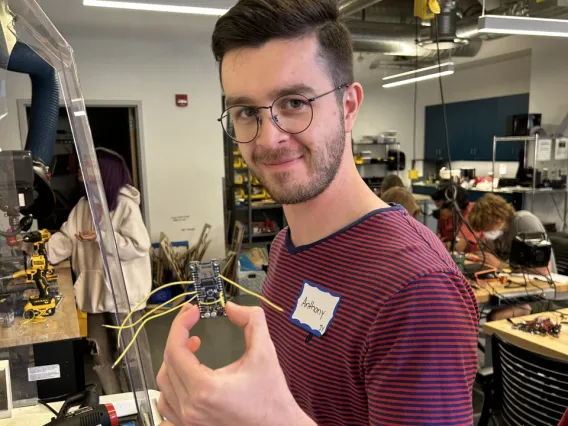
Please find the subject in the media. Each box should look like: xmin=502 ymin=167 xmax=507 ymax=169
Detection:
xmin=13 ymin=230 xmax=58 ymax=319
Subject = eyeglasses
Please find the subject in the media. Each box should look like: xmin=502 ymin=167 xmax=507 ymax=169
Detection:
xmin=218 ymin=84 xmax=350 ymax=144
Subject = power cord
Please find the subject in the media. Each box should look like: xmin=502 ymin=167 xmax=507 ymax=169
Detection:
xmin=435 ymin=14 xmax=453 ymax=174
xmin=38 ymin=399 xmax=58 ymax=416
xmin=412 ymin=17 xmax=419 ymax=167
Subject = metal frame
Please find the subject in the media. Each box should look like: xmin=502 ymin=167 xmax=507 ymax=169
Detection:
xmin=492 ymin=134 xmax=568 ymax=231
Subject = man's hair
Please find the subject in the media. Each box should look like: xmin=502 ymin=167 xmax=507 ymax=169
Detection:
xmin=380 ymin=174 xmax=404 ymax=194
xmin=469 ymin=193 xmax=516 ymax=232
xmin=381 ymin=187 xmax=421 ymax=219
xmin=211 ymin=0 xmax=354 ymax=89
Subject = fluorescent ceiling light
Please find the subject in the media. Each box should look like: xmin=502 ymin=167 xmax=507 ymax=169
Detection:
xmin=479 ymin=15 xmax=568 ymax=37
xmin=382 ymin=62 xmax=454 ymax=88
xmin=83 ymin=0 xmax=228 ymax=16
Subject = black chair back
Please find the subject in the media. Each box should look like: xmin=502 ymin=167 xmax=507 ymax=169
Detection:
xmin=492 ymin=334 xmax=568 ymax=425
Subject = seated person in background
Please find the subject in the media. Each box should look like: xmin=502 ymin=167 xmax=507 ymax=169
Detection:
xmin=469 ymin=193 xmax=557 ymax=320
xmin=432 ymin=184 xmax=481 ymax=253
xmin=431 ymin=184 xmax=455 ymax=242
xmin=379 ymin=173 xmax=404 ymax=196
xmin=469 ymin=193 xmax=556 ymax=274
xmin=381 ymin=187 xmax=421 ymax=219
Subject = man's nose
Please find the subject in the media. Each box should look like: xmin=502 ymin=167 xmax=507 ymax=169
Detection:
xmin=255 ymin=108 xmax=289 ymax=149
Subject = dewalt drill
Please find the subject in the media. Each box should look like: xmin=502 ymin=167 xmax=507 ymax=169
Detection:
xmin=12 ymin=230 xmax=58 ymax=319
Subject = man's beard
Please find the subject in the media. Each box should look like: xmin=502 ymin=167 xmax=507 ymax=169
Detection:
xmin=249 ymin=123 xmax=345 ymax=205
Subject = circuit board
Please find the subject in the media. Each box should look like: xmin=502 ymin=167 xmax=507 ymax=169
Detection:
xmin=189 ymin=260 xmax=226 ymax=319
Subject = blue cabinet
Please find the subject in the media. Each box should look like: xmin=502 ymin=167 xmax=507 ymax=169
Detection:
xmin=424 ymin=93 xmax=529 ymax=162
xmin=424 ymin=105 xmax=447 ymax=161
xmin=495 ymin=94 xmax=529 ymax=161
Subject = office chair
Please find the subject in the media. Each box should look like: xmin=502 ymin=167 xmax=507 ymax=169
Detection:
xmin=479 ymin=334 xmax=568 ymax=426
xmin=549 ymin=233 xmax=568 ymax=276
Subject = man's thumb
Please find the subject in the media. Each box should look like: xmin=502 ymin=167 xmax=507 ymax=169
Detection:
xmin=226 ymin=301 xmax=258 ymax=327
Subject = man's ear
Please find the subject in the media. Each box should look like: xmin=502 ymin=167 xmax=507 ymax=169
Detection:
xmin=343 ymin=83 xmax=364 ymax=134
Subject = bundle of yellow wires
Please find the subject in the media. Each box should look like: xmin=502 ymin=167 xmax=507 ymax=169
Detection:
xmin=105 ymin=274 xmax=283 ymax=369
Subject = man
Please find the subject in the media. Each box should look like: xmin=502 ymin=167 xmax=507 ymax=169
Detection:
xmin=157 ymin=1 xmax=479 ymax=425
xmin=469 ymin=193 xmax=556 ymax=274
xmin=432 ymin=184 xmax=481 ymax=253
xmin=379 ymin=173 xmax=404 ymax=196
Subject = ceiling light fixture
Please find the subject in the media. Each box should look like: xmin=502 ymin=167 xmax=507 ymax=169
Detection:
xmin=478 ymin=15 xmax=568 ymax=38
xmin=83 ymin=0 xmax=228 ymax=16
xmin=382 ymin=62 xmax=455 ymax=88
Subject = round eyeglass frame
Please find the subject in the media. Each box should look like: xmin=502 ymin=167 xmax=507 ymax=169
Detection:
xmin=218 ymin=84 xmax=349 ymax=144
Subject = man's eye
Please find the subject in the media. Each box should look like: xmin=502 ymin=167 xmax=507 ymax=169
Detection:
xmin=239 ymin=108 xmax=257 ymax=118
xmin=285 ymin=98 xmax=307 ymax=109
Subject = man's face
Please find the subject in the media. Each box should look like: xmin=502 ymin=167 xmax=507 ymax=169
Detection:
xmin=221 ymin=37 xmax=347 ymax=205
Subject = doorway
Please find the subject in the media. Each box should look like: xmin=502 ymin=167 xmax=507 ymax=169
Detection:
xmin=20 ymin=103 xmax=144 ymax=231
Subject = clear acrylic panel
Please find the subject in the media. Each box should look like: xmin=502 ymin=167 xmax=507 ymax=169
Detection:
xmin=0 ymin=1 xmax=155 ymax=423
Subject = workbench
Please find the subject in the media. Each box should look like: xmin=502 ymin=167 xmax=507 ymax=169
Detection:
xmin=473 ymin=274 xmax=568 ymax=304
xmin=0 ymin=390 xmax=163 ymax=425
xmin=0 ymin=263 xmax=80 ymax=349
xmin=484 ymin=308 xmax=568 ymax=362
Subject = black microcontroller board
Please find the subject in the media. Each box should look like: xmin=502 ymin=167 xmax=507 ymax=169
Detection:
xmin=189 ymin=260 xmax=226 ymax=319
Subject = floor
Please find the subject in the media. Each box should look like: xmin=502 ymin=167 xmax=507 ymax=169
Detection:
xmin=84 ymin=294 xmax=488 ymax=423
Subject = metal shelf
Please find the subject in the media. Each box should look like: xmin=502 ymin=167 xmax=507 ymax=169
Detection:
xmin=492 ymin=133 xmax=568 ymax=231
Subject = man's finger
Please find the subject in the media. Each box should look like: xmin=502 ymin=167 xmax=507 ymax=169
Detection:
xmin=164 ymin=305 xmax=211 ymax=381
xmin=225 ymin=302 xmax=272 ymax=354
xmin=165 ymin=305 xmax=200 ymax=352
xmin=187 ymin=335 xmax=201 ymax=353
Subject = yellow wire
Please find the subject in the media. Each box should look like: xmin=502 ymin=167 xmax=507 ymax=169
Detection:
xmin=109 ymin=273 xmax=284 ymax=368
xmin=219 ymin=274 xmax=284 ymax=313
xmin=103 ymin=291 xmax=197 ymax=332
xmin=112 ymin=295 xmax=197 ymax=369
xmin=116 ymin=281 xmax=194 ymax=347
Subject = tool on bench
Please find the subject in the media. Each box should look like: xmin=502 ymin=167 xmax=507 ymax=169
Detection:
xmin=42 ymin=384 xmax=118 ymax=426
xmin=9 ymin=230 xmax=58 ymax=319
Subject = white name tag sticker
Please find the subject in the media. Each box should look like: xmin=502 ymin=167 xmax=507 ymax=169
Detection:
xmin=290 ymin=281 xmax=341 ymax=337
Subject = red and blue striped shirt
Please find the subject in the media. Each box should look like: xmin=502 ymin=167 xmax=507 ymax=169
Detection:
xmin=263 ymin=205 xmax=479 ymax=425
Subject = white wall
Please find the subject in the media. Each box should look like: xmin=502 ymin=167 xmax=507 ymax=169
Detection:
xmin=0 ymin=33 xmax=226 ymax=259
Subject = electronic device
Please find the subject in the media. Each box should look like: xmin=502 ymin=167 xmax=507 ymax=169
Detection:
xmin=507 ymin=113 xmax=542 ymax=137
xmin=510 ymin=232 xmax=552 ymax=269
xmin=387 ymin=149 xmax=406 ymax=171
xmin=189 ymin=259 xmax=226 ymax=319
xmin=0 ymin=151 xmax=35 ymax=235
xmin=42 ymin=384 xmax=118 ymax=426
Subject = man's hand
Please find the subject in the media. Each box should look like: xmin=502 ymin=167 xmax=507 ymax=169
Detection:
xmin=76 ymin=231 xmax=97 ymax=242
xmin=157 ymin=302 xmax=314 ymax=426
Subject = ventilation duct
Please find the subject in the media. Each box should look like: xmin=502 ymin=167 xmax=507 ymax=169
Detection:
xmin=339 ymin=0 xmax=385 ymax=16
xmin=350 ymin=0 xmax=568 ymax=59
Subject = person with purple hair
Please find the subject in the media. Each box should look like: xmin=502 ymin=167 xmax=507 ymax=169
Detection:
xmin=46 ymin=147 xmax=156 ymax=394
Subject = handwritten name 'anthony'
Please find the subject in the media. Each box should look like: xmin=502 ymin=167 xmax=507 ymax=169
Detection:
xmin=301 ymin=297 xmax=326 ymax=320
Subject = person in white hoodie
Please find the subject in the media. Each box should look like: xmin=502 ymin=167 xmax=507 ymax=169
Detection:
xmin=47 ymin=147 xmax=155 ymax=394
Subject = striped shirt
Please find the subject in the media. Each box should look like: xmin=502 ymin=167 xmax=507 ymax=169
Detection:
xmin=263 ymin=205 xmax=479 ymax=425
